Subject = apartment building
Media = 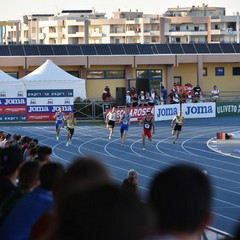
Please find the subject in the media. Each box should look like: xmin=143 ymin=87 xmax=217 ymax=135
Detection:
xmin=2 ymin=5 xmax=240 ymax=45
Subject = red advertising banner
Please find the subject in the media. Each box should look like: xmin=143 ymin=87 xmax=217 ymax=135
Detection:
xmin=106 ymin=106 xmax=154 ymax=123
xmin=0 ymin=106 xmax=27 ymax=114
xmin=27 ymin=111 xmax=73 ymax=122
xmin=27 ymin=113 xmax=55 ymax=122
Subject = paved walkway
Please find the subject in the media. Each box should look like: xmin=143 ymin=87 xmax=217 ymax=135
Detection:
xmin=207 ymin=131 xmax=240 ymax=159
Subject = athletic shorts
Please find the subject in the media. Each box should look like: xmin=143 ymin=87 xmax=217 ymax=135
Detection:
xmin=67 ymin=127 xmax=74 ymax=136
xmin=108 ymin=120 xmax=115 ymax=128
xmin=56 ymin=120 xmax=63 ymax=129
xmin=173 ymin=124 xmax=182 ymax=132
xmin=120 ymin=124 xmax=129 ymax=133
xmin=143 ymin=128 xmax=152 ymax=138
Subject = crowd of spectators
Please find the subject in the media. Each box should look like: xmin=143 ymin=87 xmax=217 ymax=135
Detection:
xmin=3 ymin=127 xmax=240 ymax=240
xmin=168 ymin=82 xmax=205 ymax=104
xmin=0 ymin=127 xmax=220 ymax=240
xmin=101 ymin=82 xmax=220 ymax=107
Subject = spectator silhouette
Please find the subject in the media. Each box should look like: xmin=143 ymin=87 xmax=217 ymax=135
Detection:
xmin=34 ymin=146 xmax=52 ymax=166
xmin=0 ymin=162 xmax=65 ymax=240
xmin=30 ymin=156 xmax=112 ymax=240
xmin=121 ymin=169 xmax=139 ymax=196
xmin=0 ymin=160 xmax=41 ymax=225
xmin=0 ymin=146 xmax=23 ymax=204
xmin=55 ymin=184 xmax=154 ymax=240
xmin=148 ymin=164 xmax=212 ymax=240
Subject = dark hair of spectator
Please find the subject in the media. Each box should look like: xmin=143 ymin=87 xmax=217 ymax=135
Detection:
xmin=37 ymin=146 xmax=52 ymax=161
xmin=39 ymin=162 xmax=65 ymax=191
xmin=57 ymin=184 xmax=154 ymax=240
xmin=149 ymin=164 xmax=212 ymax=234
xmin=0 ymin=146 xmax=23 ymax=176
xmin=18 ymin=161 xmax=41 ymax=190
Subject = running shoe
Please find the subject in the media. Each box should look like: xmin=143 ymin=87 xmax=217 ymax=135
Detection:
xmin=56 ymin=136 xmax=59 ymax=141
xmin=66 ymin=141 xmax=69 ymax=146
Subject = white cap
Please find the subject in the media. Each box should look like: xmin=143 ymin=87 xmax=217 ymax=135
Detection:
xmin=141 ymin=91 xmax=144 ymax=93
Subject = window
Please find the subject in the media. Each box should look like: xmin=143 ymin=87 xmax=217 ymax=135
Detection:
xmin=203 ymin=68 xmax=207 ymax=76
xmin=215 ymin=67 xmax=224 ymax=76
xmin=87 ymin=71 xmax=104 ymax=79
xmin=67 ymin=71 xmax=80 ymax=78
xmin=105 ymin=71 xmax=125 ymax=79
xmin=6 ymin=72 xmax=18 ymax=79
xmin=87 ymin=70 xmax=125 ymax=79
xmin=232 ymin=67 xmax=240 ymax=76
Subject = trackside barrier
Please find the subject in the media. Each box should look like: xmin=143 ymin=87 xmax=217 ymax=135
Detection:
xmin=154 ymin=102 xmax=216 ymax=121
xmin=202 ymin=226 xmax=234 ymax=240
xmin=216 ymin=102 xmax=240 ymax=117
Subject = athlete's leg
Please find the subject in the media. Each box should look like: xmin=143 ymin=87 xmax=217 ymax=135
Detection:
xmin=142 ymin=132 xmax=146 ymax=148
xmin=122 ymin=130 xmax=127 ymax=145
xmin=109 ymin=126 xmax=113 ymax=139
xmin=173 ymin=130 xmax=180 ymax=143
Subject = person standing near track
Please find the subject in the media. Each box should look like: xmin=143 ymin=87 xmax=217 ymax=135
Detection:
xmin=65 ymin=112 xmax=77 ymax=146
xmin=171 ymin=111 xmax=185 ymax=144
xmin=120 ymin=107 xmax=131 ymax=147
xmin=106 ymin=107 xmax=117 ymax=140
xmin=139 ymin=111 xmax=155 ymax=150
xmin=53 ymin=106 xmax=65 ymax=141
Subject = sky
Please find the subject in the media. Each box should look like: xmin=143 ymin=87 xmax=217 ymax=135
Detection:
xmin=1 ymin=0 xmax=240 ymax=21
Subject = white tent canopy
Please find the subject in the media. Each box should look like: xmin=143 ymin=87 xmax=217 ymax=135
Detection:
xmin=21 ymin=59 xmax=86 ymax=99
xmin=0 ymin=70 xmax=25 ymax=98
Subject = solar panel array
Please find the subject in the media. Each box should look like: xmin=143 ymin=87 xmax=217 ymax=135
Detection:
xmin=0 ymin=43 xmax=239 ymax=56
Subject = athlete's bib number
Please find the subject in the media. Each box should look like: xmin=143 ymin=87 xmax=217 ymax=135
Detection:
xmin=144 ymin=123 xmax=150 ymax=129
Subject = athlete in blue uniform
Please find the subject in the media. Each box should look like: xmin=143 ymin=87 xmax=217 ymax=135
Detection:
xmin=120 ymin=107 xmax=131 ymax=147
xmin=53 ymin=106 xmax=65 ymax=140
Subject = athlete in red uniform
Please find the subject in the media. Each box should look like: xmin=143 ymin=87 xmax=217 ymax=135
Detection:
xmin=139 ymin=111 xmax=155 ymax=150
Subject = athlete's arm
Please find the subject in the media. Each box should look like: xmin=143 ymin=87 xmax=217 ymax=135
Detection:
xmin=152 ymin=119 xmax=155 ymax=133
xmin=171 ymin=116 xmax=176 ymax=127
xmin=139 ymin=117 xmax=144 ymax=126
xmin=53 ymin=112 xmax=58 ymax=119
xmin=74 ymin=118 xmax=77 ymax=125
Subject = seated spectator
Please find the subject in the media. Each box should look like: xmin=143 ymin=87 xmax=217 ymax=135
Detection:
xmin=20 ymin=136 xmax=32 ymax=153
xmin=0 ymin=146 xmax=23 ymax=204
xmin=130 ymin=87 xmax=136 ymax=98
xmin=11 ymin=134 xmax=21 ymax=148
xmin=34 ymin=146 xmax=52 ymax=166
xmin=121 ymin=169 xmax=139 ymax=196
xmin=29 ymin=156 xmax=112 ymax=240
xmin=132 ymin=93 xmax=139 ymax=107
xmin=193 ymin=84 xmax=203 ymax=103
xmin=126 ymin=91 xmax=131 ymax=105
xmin=138 ymin=91 xmax=147 ymax=106
xmin=0 ymin=134 xmax=11 ymax=149
xmin=103 ymin=85 xmax=114 ymax=102
xmin=148 ymin=89 xmax=156 ymax=105
xmin=168 ymin=89 xmax=180 ymax=104
xmin=161 ymin=86 xmax=168 ymax=104
xmin=26 ymin=148 xmax=38 ymax=161
xmin=0 ymin=162 xmax=65 ymax=240
xmin=211 ymin=85 xmax=220 ymax=102
xmin=0 ymin=161 xmax=41 ymax=224
xmin=174 ymin=82 xmax=183 ymax=93
xmin=23 ymin=142 xmax=36 ymax=161
xmin=148 ymin=164 xmax=212 ymax=240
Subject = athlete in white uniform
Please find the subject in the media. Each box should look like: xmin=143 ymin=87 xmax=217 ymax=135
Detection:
xmin=106 ymin=107 xmax=117 ymax=139
xmin=53 ymin=106 xmax=65 ymax=140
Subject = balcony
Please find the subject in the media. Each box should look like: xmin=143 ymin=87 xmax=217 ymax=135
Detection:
xmin=165 ymin=30 xmax=208 ymax=36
